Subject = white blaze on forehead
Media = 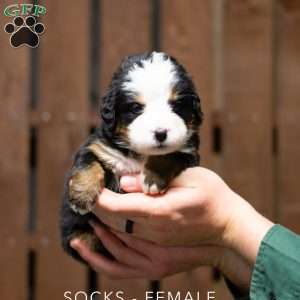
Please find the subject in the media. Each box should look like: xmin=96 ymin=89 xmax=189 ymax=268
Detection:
xmin=122 ymin=52 xmax=189 ymax=155
xmin=122 ymin=52 xmax=178 ymax=102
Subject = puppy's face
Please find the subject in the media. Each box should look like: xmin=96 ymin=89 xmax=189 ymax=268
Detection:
xmin=103 ymin=52 xmax=202 ymax=156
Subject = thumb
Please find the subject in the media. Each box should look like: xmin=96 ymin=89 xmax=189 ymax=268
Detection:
xmin=120 ymin=174 xmax=142 ymax=192
xmin=120 ymin=167 xmax=204 ymax=192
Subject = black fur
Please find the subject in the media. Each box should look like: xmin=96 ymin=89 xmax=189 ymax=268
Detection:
xmin=60 ymin=52 xmax=203 ymax=263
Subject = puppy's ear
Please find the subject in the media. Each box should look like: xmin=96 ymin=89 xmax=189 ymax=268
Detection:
xmin=101 ymin=87 xmax=117 ymax=138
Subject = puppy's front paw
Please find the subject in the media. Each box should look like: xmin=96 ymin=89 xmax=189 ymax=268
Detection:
xmin=141 ymin=170 xmax=168 ymax=195
xmin=68 ymin=163 xmax=104 ymax=215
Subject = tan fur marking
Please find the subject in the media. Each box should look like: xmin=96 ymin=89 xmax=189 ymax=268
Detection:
xmin=116 ymin=124 xmax=129 ymax=138
xmin=169 ymin=89 xmax=179 ymax=102
xmin=69 ymin=161 xmax=104 ymax=214
xmin=134 ymin=94 xmax=145 ymax=104
xmin=87 ymin=142 xmax=142 ymax=175
xmin=87 ymin=143 xmax=116 ymax=170
xmin=87 ymin=143 xmax=108 ymax=161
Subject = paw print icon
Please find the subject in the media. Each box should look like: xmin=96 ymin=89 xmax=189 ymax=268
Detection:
xmin=4 ymin=16 xmax=45 ymax=48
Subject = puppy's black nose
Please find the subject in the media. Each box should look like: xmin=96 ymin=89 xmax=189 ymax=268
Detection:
xmin=154 ymin=129 xmax=167 ymax=143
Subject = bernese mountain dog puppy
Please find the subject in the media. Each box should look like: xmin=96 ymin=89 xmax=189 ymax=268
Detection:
xmin=60 ymin=52 xmax=203 ymax=262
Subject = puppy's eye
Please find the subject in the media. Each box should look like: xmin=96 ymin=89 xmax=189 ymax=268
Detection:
xmin=169 ymin=94 xmax=199 ymax=122
xmin=131 ymin=102 xmax=143 ymax=113
xmin=123 ymin=102 xmax=144 ymax=114
xmin=170 ymin=98 xmax=185 ymax=113
xmin=170 ymin=94 xmax=197 ymax=111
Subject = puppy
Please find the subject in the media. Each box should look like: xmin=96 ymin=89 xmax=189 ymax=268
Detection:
xmin=60 ymin=52 xmax=203 ymax=262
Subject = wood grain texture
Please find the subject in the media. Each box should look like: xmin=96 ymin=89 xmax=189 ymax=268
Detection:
xmin=276 ymin=2 xmax=300 ymax=233
xmin=222 ymin=0 xmax=274 ymax=218
xmin=35 ymin=1 xmax=89 ymax=298
xmin=98 ymin=0 xmax=151 ymax=296
xmin=0 ymin=2 xmax=29 ymax=298
xmin=100 ymin=0 xmax=152 ymax=92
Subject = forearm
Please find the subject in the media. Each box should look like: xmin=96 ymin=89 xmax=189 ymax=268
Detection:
xmin=223 ymin=191 xmax=274 ymax=265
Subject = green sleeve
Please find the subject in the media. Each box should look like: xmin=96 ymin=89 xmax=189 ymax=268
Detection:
xmin=250 ymin=224 xmax=300 ymax=299
xmin=225 ymin=224 xmax=300 ymax=300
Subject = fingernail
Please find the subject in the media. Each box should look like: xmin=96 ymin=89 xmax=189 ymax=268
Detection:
xmin=70 ymin=239 xmax=80 ymax=249
xmin=120 ymin=175 xmax=137 ymax=189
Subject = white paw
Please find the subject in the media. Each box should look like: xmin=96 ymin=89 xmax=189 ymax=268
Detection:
xmin=141 ymin=173 xmax=166 ymax=195
xmin=69 ymin=203 xmax=93 ymax=215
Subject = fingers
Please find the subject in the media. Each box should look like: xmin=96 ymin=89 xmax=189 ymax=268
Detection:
xmin=102 ymin=166 xmax=211 ymax=219
xmin=70 ymin=239 xmax=142 ymax=279
xmin=113 ymin=231 xmax=223 ymax=272
xmin=129 ymin=224 xmax=166 ymax=244
xmin=96 ymin=212 xmax=164 ymax=243
xmin=94 ymin=188 xmax=177 ymax=226
xmin=96 ymin=168 xmax=205 ymax=222
xmin=95 ymin=210 xmax=150 ymax=231
xmin=94 ymin=188 xmax=156 ymax=218
xmin=90 ymin=222 xmax=150 ymax=269
xmin=120 ymin=175 xmax=142 ymax=192
xmin=120 ymin=167 xmax=205 ymax=193
xmin=96 ymin=212 xmax=126 ymax=232
xmin=112 ymin=230 xmax=159 ymax=257
xmin=70 ymin=229 xmax=224 ymax=280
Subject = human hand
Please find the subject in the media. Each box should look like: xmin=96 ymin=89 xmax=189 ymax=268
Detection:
xmin=71 ymin=222 xmax=252 ymax=292
xmin=71 ymin=166 xmax=265 ymax=293
xmin=92 ymin=167 xmax=273 ymax=263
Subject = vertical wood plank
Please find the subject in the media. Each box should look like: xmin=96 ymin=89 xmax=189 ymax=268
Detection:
xmin=0 ymin=2 xmax=29 ymax=298
xmin=99 ymin=0 xmax=151 ymax=296
xmin=222 ymin=0 xmax=274 ymax=218
xmin=276 ymin=1 xmax=300 ymax=233
xmin=160 ymin=0 xmax=217 ymax=297
xmin=35 ymin=1 xmax=89 ymax=298
xmin=100 ymin=0 xmax=152 ymax=91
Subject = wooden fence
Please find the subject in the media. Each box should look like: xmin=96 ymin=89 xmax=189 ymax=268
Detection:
xmin=1 ymin=1 xmax=300 ymax=299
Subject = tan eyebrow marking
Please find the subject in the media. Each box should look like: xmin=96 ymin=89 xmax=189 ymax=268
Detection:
xmin=169 ymin=89 xmax=179 ymax=102
xmin=133 ymin=94 xmax=145 ymax=104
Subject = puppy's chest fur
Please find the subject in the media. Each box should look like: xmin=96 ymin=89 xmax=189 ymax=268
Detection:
xmin=85 ymin=137 xmax=199 ymax=199
xmin=111 ymin=155 xmax=143 ymax=176
xmin=87 ymin=141 xmax=143 ymax=177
